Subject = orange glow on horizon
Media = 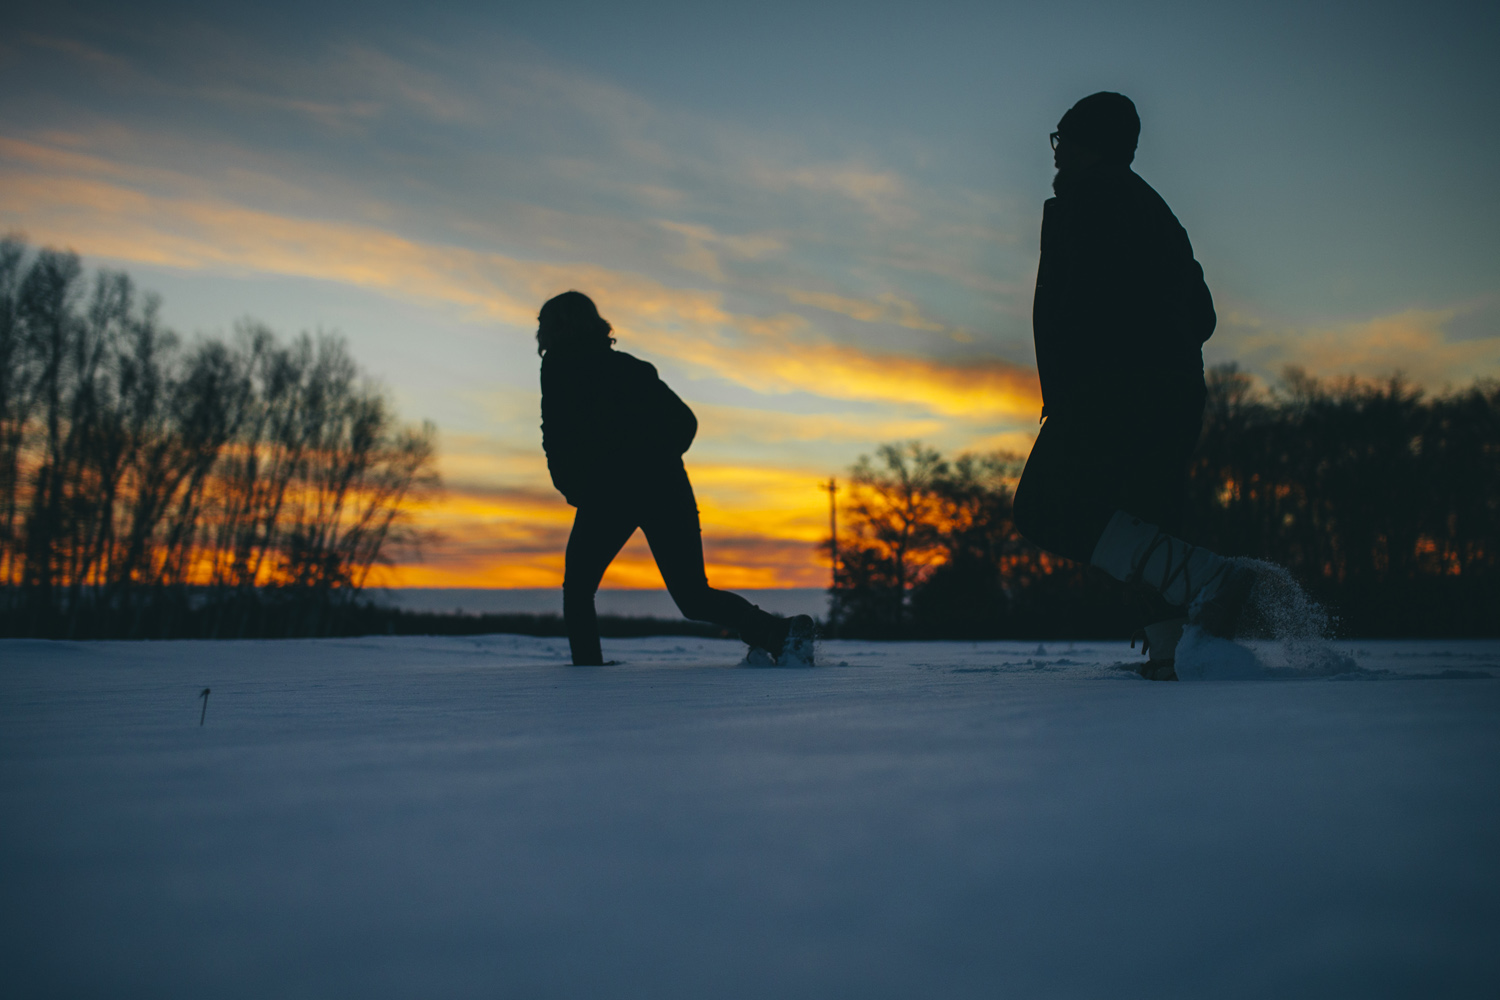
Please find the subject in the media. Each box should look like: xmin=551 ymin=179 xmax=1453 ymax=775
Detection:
xmin=384 ymin=465 xmax=834 ymax=588
xmin=377 ymin=532 xmax=827 ymax=589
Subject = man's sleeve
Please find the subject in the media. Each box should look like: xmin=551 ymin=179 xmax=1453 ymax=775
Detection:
xmin=540 ymin=367 xmax=584 ymax=505
xmin=1181 ymin=245 xmax=1217 ymax=345
xmin=639 ymin=361 xmax=698 ymax=455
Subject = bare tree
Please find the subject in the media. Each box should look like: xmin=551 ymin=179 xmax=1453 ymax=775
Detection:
xmin=831 ymin=442 xmax=948 ymax=634
xmin=0 ymin=237 xmax=35 ymax=596
xmin=0 ymin=240 xmax=440 ymax=638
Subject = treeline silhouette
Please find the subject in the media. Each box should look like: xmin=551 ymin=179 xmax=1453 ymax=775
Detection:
xmin=830 ymin=366 xmax=1500 ymax=638
xmin=0 ymin=239 xmax=438 ymax=639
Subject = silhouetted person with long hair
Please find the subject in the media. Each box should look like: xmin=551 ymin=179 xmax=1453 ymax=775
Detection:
xmin=1013 ymin=92 xmax=1253 ymax=678
xmin=538 ymin=291 xmax=815 ymax=666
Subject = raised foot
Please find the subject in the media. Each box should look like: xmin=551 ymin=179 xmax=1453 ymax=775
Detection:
xmin=1137 ymin=660 xmax=1179 ymax=682
xmin=742 ymin=647 xmax=776 ymax=667
xmin=777 ymin=615 xmax=817 ymax=667
xmin=1190 ymin=562 xmax=1257 ymax=638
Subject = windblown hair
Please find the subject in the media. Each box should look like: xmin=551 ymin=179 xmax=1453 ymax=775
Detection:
xmin=536 ymin=290 xmax=615 ymax=357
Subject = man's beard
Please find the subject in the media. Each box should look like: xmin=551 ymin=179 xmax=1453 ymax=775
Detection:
xmin=1052 ymin=162 xmax=1123 ymax=195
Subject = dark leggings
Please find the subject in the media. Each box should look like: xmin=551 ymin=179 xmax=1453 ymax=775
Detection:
xmin=563 ymin=465 xmax=782 ymax=664
xmin=1013 ymin=377 xmax=1205 ymax=564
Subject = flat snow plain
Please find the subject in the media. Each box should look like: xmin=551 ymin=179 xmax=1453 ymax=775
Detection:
xmin=3 ymin=634 xmax=1498 ymax=999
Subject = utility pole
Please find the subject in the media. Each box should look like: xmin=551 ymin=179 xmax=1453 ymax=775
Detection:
xmin=821 ymin=477 xmax=839 ymax=590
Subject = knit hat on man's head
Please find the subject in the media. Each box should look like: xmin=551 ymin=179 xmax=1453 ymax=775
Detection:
xmin=536 ymin=289 xmax=614 ymax=355
xmin=1058 ymin=92 xmax=1140 ymax=164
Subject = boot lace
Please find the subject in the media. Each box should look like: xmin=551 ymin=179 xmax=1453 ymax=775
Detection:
xmin=1132 ymin=530 xmax=1231 ymax=606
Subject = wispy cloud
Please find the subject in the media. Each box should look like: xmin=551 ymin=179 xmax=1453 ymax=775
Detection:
xmin=1213 ymin=305 xmax=1500 ymax=388
xmin=4 ymin=20 xmax=1031 ymax=347
xmin=655 ymin=219 xmax=784 ymax=281
xmin=743 ymin=159 xmax=913 ymax=223
xmin=184 ymin=41 xmax=473 ymax=130
xmin=21 ymin=32 xmax=135 ymax=77
xmin=0 ymin=110 xmax=1045 ymax=590
xmin=0 ymin=160 xmax=1041 ymax=422
xmin=0 ymin=169 xmax=534 ymax=324
xmin=786 ymin=288 xmax=950 ymax=334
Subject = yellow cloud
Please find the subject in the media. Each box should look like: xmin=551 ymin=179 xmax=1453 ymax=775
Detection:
xmin=960 ymin=429 xmax=1040 ymax=457
xmin=714 ymin=339 xmax=1039 ymax=419
xmin=1217 ymin=307 xmax=1500 ymax=389
xmin=0 ymin=171 xmax=537 ymax=323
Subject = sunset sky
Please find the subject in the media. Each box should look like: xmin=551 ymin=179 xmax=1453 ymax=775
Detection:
xmin=4 ymin=0 xmax=1497 ymax=589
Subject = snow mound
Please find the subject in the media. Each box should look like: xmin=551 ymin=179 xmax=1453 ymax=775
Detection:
xmin=741 ymin=646 xmax=776 ymax=666
xmin=1176 ymin=558 xmax=1360 ymax=680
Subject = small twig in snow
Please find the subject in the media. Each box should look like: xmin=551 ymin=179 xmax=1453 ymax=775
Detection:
xmin=199 ymin=688 xmax=211 ymax=726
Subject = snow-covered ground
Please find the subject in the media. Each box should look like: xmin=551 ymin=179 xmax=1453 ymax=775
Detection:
xmin=374 ymin=585 xmax=829 ymax=619
xmin=3 ymin=634 xmax=1498 ymax=998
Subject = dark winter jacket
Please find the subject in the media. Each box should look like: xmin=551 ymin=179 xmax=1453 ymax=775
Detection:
xmin=1032 ymin=167 xmax=1216 ymax=415
xmin=540 ymin=347 xmax=698 ymax=507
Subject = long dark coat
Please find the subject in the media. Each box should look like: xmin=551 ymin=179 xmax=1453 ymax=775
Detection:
xmin=1032 ymin=168 xmax=1216 ymax=415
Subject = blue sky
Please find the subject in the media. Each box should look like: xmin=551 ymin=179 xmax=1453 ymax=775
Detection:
xmin=3 ymin=0 xmax=1496 ymax=585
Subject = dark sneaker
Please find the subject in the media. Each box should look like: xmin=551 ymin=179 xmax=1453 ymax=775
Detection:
xmin=777 ymin=615 xmax=816 ymax=667
xmin=1139 ymin=660 xmax=1179 ymax=682
xmin=1190 ymin=562 xmax=1257 ymax=638
xmin=742 ymin=646 xmax=775 ymax=666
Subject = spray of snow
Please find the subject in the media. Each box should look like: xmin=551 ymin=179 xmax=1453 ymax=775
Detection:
xmin=742 ymin=640 xmax=818 ymax=668
xmin=1176 ymin=558 xmax=1359 ymax=681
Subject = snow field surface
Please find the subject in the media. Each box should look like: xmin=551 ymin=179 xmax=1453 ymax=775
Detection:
xmin=3 ymin=635 xmax=1499 ymax=998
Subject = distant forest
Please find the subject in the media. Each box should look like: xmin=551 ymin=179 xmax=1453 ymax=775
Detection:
xmin=4 ymin=238 xmax=1495 ymax=642
xmin=830 ymin=366 xmax=1500 ymax=638
xmin=0 ymin=239 xmax=438 ymax=639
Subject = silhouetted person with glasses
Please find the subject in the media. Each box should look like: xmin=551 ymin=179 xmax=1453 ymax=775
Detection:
xmin=1013 ymin=92 xmax=1254 ymax=678
xmin=538 ymin=291 xmax=815 ymax=666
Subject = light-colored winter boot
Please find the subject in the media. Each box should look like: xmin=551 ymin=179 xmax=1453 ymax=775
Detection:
xmin=1131 ymin=616 xmax=1186 ymax=681
xmin=1091 ymin=511 xmax=1255 ymax=638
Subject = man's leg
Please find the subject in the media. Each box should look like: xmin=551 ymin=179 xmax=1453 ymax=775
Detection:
xmin=1015 ymin=379 xmax=1204 ymax=558
xmin=638 ymin=467 xmax=795 ymax=656
xmin=1113 ymin=386 xmax=1204 ymax=660
xmin=1086 ymin=386 xmax=1253 ymax=636
xmin=563 ymin=505 xmax=640 ymax=665
xmin=1015 ymin=381 xmax=1250 ymax=640
xmin=1114 ymin=382 xmax=1204 ymax=535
